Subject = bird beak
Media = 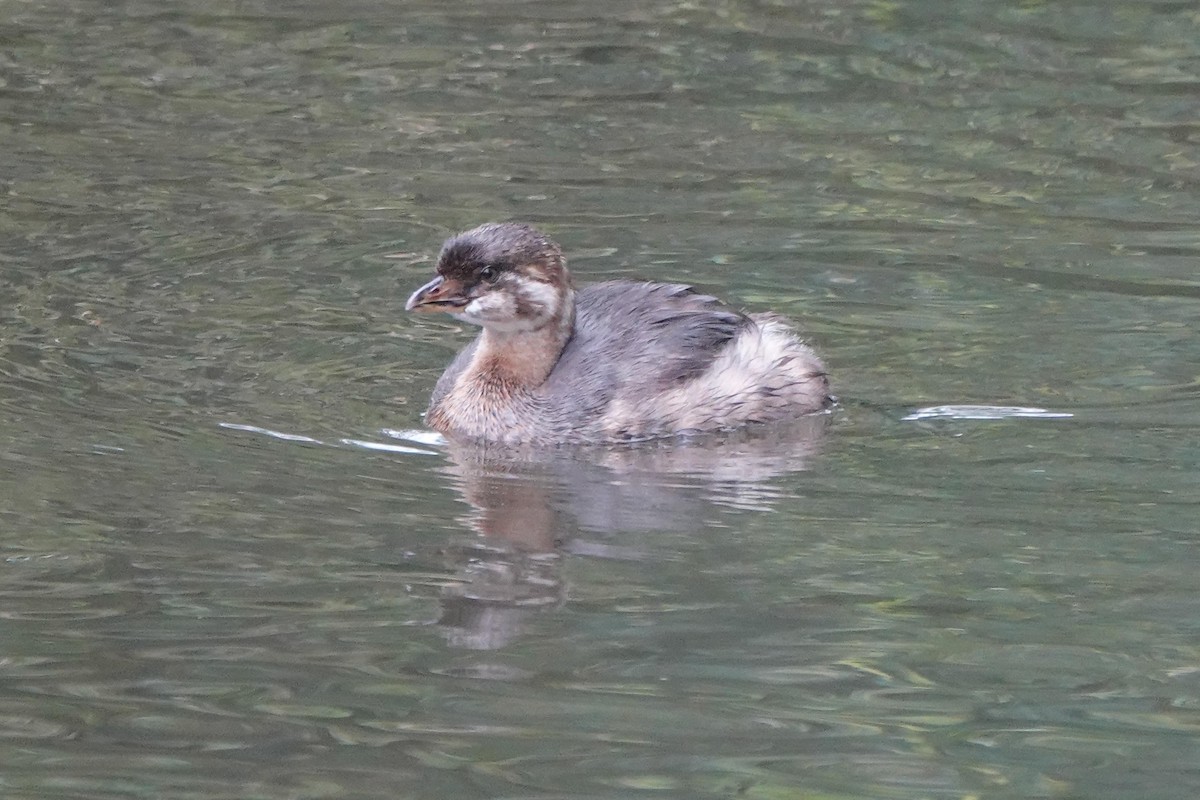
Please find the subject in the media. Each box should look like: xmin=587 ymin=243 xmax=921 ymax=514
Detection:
xmin=406 ymin=274 xmax=468 ymax=313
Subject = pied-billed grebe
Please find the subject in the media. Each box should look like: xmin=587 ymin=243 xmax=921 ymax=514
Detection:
xmin=406 ymin=222 xmax=832 ymax=445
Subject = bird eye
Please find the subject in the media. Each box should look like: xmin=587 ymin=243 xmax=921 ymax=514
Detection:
xmin=479 ymin=265 xmax=499 ymax=282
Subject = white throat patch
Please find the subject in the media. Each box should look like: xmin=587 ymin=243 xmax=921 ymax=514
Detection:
xmin=455 ymin=279 xmax=562 ymax=333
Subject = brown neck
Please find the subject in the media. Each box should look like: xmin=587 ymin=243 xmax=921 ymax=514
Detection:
xmin=472 ymin=290 xmax=575 ymax=389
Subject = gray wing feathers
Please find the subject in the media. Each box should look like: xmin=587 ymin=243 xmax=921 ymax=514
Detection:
xmin=559 ymin=282 xmax=749 ymax=390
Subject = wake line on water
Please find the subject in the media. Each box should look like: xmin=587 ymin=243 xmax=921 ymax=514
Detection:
xmin=218 ymin=422 xmax=443 ymax=455
xmin=902 ymin=405 xmax=1074 ymax=421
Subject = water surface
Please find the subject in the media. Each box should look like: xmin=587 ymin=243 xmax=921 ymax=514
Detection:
xmin=3 ymin=0 xmax=1199 ymax=798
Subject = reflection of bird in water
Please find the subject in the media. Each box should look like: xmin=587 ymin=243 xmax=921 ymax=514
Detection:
xmin=437 ymin=539 xmax=564 ymax=652
xmin=430 ymin=414 xmax=829 ymax=649
xmin=407 ymin=222 xmax=832 ymax=445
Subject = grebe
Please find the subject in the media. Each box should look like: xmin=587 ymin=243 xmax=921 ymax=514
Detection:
xmin=406 ymin=222 xmax=831 ymax=445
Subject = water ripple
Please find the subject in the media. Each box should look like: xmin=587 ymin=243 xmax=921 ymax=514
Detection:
xmin=902 ymin=405 xmax=1075 ymax=421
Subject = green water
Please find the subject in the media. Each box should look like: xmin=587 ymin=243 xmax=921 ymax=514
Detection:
xmin=3 ymin=1 xmax=1199 ymax=797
